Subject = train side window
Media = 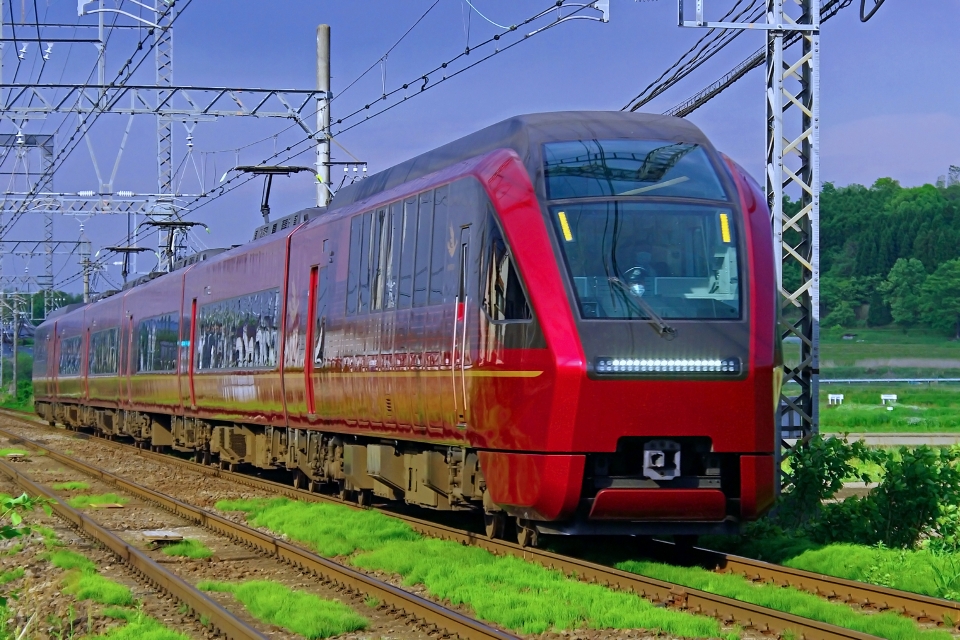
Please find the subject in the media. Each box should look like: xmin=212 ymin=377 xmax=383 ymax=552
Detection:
xmin=346 ymin=215 xmax=362 ymax=315
xmin=89 ymin=327 xmax=119 ymax=375
xmin=196 ymin=288 xmax=281 ymax=370
xmin=398 ymin=197 xmax=417 ymax=309
xmin=371 ymin=208 xmax=389 ymax=310
xmin=413 ymin=190 xmax=434 ymax=307
xmin=484 ymin=219 xmax=532 ymax=322
xmin=358 ymin=211 xmax=373 ymax=314
xmin=385 ymin=201 xmax=402 ymax=309
xmin=58 ymin=335 xmax=82 ymax=376
xmin=429 ymin=185 xmax=451 ymax=305
xmin=136 ymin=313 xmax=179 ymax=373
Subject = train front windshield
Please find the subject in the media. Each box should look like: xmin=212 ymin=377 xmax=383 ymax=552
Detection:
xmin=544 ymin=140 xmax=740 ymax=321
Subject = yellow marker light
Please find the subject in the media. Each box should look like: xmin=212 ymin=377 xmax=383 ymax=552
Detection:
xmin=719 ymin=213 xmax=731 ymax=243
xmin=558 ymin=211 xmax=573 ymax=242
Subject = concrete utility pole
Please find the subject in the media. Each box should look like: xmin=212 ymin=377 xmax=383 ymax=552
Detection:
xmin=316 ymin=24 xmax=331 ymax=207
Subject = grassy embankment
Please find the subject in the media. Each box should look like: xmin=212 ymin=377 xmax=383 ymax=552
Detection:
xmin=217 ymin=496 xmax=954 ymax=639
xmin=216 ymin=496 xmax=731 ymax=638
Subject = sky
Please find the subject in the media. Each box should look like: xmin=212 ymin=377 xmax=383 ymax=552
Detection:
xmin=1 ymin=0 xmax=958 ymax=293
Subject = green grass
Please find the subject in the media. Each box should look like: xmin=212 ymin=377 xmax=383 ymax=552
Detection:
xmin=0 ymin=567 xmax=23 ymax=585
xmin=198 ymin=580 xmax=367 ymax=639
xmin=616 ymin=559 xmax=952 ymax=640
xmin=0 ymin=449 xmax=26 ymax=457
xmin=161 ymin=539 xmax=212 ymax=559
xmin=819 ymin=384 xmax=960 ymax=432
xmin=217 ymin=497 xmax=727 ymax=637
xmin=52 ymin=481 xmax=90 ymax=491
xmin=94 ymin=608 xmax=190 ymax=640
xmin=49 ymin=549 xmax=97 ymax=572
xmin=49 ymin=549 xmax=133 ymax=606
xmin=67 ymin=493 xmax=129 ymax=508
xmin=782 ymin=544 xmax=960 ymax=601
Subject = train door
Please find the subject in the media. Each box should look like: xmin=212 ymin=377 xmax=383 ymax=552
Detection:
xmin=51 ymin=322 xmax=59 ymax=398
xmin=188 ymin=298 xmax=198 ymax=410
xmin=452 ymin=227 xmax=471 ymax=427
xmin=124 ymin=315 xmax=134 ymax=405
xmin=305 ymin=264 xmax=329 ymax=416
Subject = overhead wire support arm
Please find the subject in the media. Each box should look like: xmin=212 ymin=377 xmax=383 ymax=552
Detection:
xmin=0 ymin=84 xmax=330 ymax=122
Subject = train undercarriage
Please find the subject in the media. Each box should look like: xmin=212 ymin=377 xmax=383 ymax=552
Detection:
xmin=32 ymin=400 xmax=539 ymax=539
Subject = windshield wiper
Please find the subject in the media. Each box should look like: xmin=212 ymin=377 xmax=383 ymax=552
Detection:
xmin=608 ymin=277 xmax=678 ymax=340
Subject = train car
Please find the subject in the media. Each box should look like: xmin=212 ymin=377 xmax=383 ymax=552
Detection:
xmin=34 ymin=111 xmax=779 ymax=545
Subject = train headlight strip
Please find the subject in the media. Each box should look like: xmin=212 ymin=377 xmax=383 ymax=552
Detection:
xmin=595 ymin=357 xmax=741 ymax=374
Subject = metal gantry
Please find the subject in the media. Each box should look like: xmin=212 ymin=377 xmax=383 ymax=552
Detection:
xmin=677 ymin=0 xmax=821 ymax=444
xmin=0 ymin=0 xmax=332 ymax=319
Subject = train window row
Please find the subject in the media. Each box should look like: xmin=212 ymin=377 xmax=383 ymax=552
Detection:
xmin=345 ymin=178 xmax=533 ymax=324
xmin=59 ymin=335 xmax=82 ymax=376
xmin=196 ymin=288 xmax=281 ymax=371
xmin=137 ymin=313 xmax=179 ymax=373
xmin=89 ymin=328 xmax=119 ymax=376
xmin=346 ymin=184 xmax=457 ymax=315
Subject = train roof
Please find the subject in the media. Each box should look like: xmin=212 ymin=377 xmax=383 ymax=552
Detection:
xmin=329 ymin=111 xmax=713 ymax=209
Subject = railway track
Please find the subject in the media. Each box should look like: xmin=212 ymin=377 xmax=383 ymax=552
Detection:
xmin=3 ymin=410 xmax=953 ymax=640
xmin=0 ymin=455 xmax=267 ymax=640
xmin=0 ymin=421 xmax=516 ymax=640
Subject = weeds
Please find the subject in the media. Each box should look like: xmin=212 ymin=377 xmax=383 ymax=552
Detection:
xmin=52 ymin=482 xmax=90 ymax=491
xmin=90 ymin=607 xmax=189 ymax=640
xmin=364 ymin=596 xmax=379 ymax=608
xmin=161 ymin=539 xmax=212 ymax=559
xmin=0 ymin=568 xmax=23 ymax=585
xmin=50 ymin=549 xmax=133 ymax=606
xmin=199 ymin=580 xmax=367 ymax=639
xmin=66 ymin=493 xmax=129 ymax=509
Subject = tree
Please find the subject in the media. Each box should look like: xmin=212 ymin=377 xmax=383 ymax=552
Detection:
xmin=920 ymin=259 xmax=960 ymax=338
xmin=880 ymin=258 xmax=927 ymax=327
xmin=823 ymin=300 xmax=857 ymax=329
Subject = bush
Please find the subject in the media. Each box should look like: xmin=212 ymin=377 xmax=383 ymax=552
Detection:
xmin=772 ymin=437 xmax=960 ymax=550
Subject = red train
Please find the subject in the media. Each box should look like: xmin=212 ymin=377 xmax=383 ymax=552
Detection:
xmin=33 ymin=112 xmax=779 ymax=545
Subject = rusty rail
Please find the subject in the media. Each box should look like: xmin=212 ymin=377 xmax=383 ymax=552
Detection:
xmin=0 ymin=456 xmax=267 ymax=640
xmin=0 ymin=425 xmax=517 ymax=640
xmin=649 ymin=540 xmax=960 ymax=627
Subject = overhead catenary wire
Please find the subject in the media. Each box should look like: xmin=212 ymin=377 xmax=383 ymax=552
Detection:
xmin=56 ymin=0 xmax=604 ymax=290
xmin=622 ymin=0 xmax=764 ymax=112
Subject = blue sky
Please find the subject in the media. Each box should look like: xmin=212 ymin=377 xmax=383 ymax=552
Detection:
xmin=2 ymin=0 xmax=958 ymax=291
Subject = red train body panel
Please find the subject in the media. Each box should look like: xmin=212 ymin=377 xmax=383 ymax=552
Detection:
xmin=34 ymin=112 xmax=779 ymax=539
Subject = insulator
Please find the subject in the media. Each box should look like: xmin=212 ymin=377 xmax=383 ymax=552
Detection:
xmin=116 ymin=191 xmax=134 ymax=197
xmin=77 ymin=190 xmax=95 ymax=197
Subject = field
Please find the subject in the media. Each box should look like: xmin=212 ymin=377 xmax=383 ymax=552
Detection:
xmin=781 ymin=327 xmax=960 ymax=432
xmin=818 ymin=384 xmax=960 ymax=432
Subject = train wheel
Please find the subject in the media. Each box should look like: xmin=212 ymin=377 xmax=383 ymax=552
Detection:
xmin=307 ymin=479 xmax=318 ymax=493
xmin=337 ymin=482 xmax=349 ymax=501
xmin=356 ymin=489 xmax=372 ymax=507
xmin=292 ymin=470 xmax=304 ymax=490
xmin=516 ymin=520 xmax=540 ymax=548
xmin=484 ymin=513 xmax=506 ymax=540
xmin=202 ymin=449 xmax=211 ymax=466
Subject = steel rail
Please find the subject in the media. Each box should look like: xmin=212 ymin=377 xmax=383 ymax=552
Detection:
xmin=0 ymin=456 xmax=266 ymax=640
xmin=1 ymin=412 xmax=886 ymax=640
xmin=0 ymin=425 xmax=517 ymax=640
xmin=675 ymin=542 xmax=960 ymax=626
